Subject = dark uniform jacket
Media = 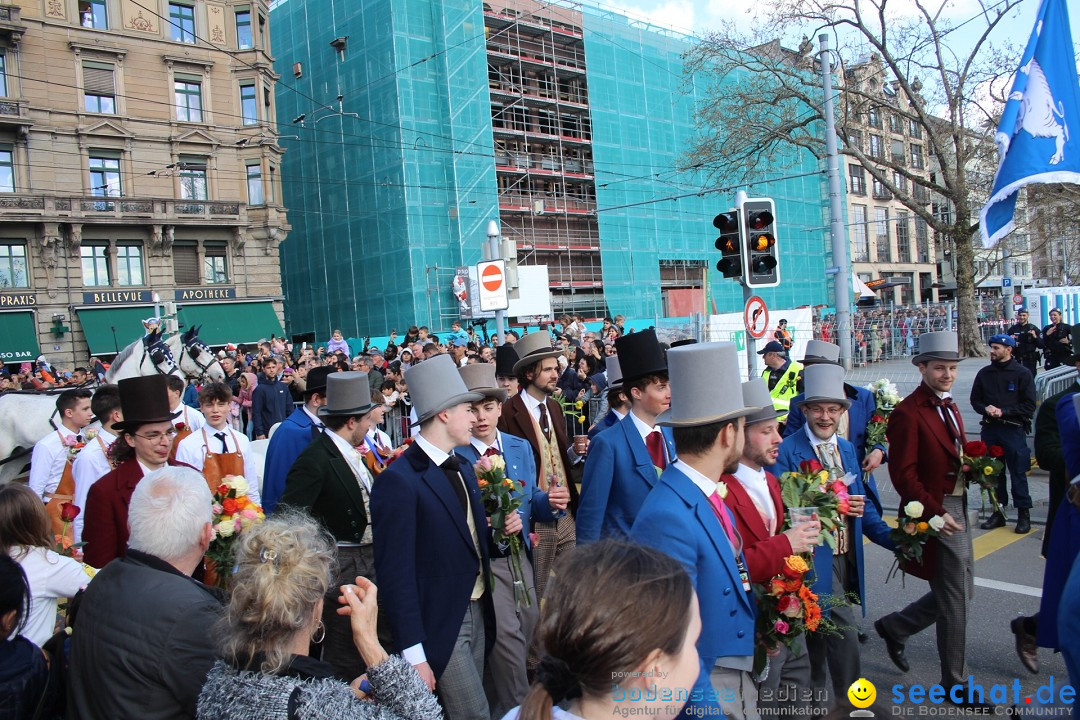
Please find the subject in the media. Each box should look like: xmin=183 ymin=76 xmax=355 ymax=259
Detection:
xmin=969 ymin=357 xmax=1037 ymax=428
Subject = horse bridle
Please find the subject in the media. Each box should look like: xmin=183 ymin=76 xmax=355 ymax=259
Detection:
xmin=143 ymin=336 xmax=182 ymax=377
xmin=182 ymin=336 xmax=222 ymax=380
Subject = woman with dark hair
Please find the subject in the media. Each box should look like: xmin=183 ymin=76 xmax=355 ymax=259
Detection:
xmin=557 ymin=355 xmax=595 ymax=403
xmin=0 ymin=553 xmax=49 ymax=720
xmin=506 ymin=540 xmax=700 ymax=720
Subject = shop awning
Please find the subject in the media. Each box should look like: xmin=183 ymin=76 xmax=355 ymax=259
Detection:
xmin=177 ymin=301 xmax=284 ymax=346
xmin=76 ymin=306 xmax=156 ymax=356
xmin=0 ymin=311 xmax=41 ymax=364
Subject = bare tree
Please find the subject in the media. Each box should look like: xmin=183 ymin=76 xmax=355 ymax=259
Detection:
xmin=684 ymin=0 xmax=1022 ymax=355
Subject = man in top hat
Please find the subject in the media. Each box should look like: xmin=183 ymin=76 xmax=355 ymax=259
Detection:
xmin=577 ymin=329 xmax=676 ymax=544
xmin=261 ymin=365 xmax=334 ymax=513
xmin=454 ymin=363 xmax=566 ymax=718
xmin=279 ymin=371 xmax=381 ymax=681
xmin=587 ymin=356 xmax=628 ymax=439
xmin=493 ymin=344 xmax=520 ymax=395
xmin=774 ymin=363 xmax=893 ymax=703
xmin=758 ymin=340 xmax=802 ymax=426
xmin=83 ymin=374 xmax=188 ymax=568
xmin=631 ymin=342 xmax=760 ymax=719
xmin=970 ymin=333 xmax=1037 ymax=533
xmin=874 ymin=331 xmax=991 ymax=711
xmin=723 ymin=379 xmax=821 ymax=711
xmin=372 ymin=355 xmax=520 ymax=719
xmin=498 ymin=330 xmax=579 ymax=601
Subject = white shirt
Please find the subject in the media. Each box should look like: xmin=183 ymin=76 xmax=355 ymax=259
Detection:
xmin=520 ymin=389 xmax=548 ymax=426
xmin=734 ymin=463 xmax=775 ymax=529
xmin=302 ymin=405 xmax=325 ymax=429
xmin=171 ymin=404 xmax=206 ymax=433
xmin=28 ymin=425 xmax=80 ymax=500
xmin=71 ymin=429 xmax=117 ymax=543
xmin=469 ymin=431 xmax=504 ymax=457
xmin=675 ymin=459 xmax=722 ymax=500
xmin=174 ymin=426 xmax=262 ymax=507
xmin=366 ymin=427 xmax=392 ymax=453
xmin=325 ymin=429 xmax=373 ymax=492
xmin=11 ymin=546 xmax=90 ymax=646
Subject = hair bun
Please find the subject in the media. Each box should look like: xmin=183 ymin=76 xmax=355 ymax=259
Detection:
xmin=536 ymin=655 xmax=582 ymax=703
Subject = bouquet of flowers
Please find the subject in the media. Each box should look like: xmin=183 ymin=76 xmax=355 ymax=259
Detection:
xmin=864 ymin=379 xmax=900 ymax=457
xmin=887 ymin=500 xmax=945 ymax=583
xmin=474 ymin=454 xmax=532 ymax=608
xmin=752 ymin=554 xmax=821 ymax=675
xmin=778 ymin=459 xmax=850 ymax=549
xmin=205 ymin=475 xmax=265 ymax=587
xmin=62 ymin=428 xmax=97 ymax=460
xmin=961 ymin=441 xmax=1006 ymax=517
xmin=53 ymin=502 xmax=86 ymax=559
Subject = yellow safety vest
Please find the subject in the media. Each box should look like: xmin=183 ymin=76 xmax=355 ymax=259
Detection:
xmin=761 ymin=361 xmax=803 ymax=421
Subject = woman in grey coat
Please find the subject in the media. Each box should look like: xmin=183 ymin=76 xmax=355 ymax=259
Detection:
xmin=197 ymin=511 xmax=442 ymax=720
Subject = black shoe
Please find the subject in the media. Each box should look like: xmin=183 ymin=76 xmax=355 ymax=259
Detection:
xmin=858 ymin=631 xmax=869 ymax=644
xmin=1015 ymin=509 xmax=1031 ymax=534
xmin=1010 ymin=617 xmax=1039 ymax=673
xmin=874 ymin=619 xmax=909 ymax=672
xmin=980 ymin=511 xmax=1006 ymax=530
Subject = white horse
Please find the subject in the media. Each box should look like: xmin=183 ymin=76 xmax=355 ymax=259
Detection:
xmin=167 ymin=326 xmax=226 ymax=384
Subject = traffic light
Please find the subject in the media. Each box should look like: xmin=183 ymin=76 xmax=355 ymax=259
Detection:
xmin=713 ymin=209 xmax=742 ymax=279
xmin=741 ymin=197 xmax=779 ymax=288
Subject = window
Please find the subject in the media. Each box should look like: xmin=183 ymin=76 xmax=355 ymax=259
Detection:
xmin=173 ymin=242 xmax=199 ymax=285
xmin=852 ymin=205 xmax=869 ymax=262
xmin=867 ymin=107 xmax=882 ymax=129
xmin=872 ymin=177 xmax=890 ymax=199
xmin=869 ymin=134 xmax=884 ymax=159
xmin=915 ymin=217 xmax=930 ymax=262
xmin=846 ymin=129 xmax=862 ymax=151
xmin=909 ymin=120 xmax=922 ymax=139
xmin=239 ymin=83 xmax=257 ymax=125
xmin=89 ymin=153 xmax=121 ymax=201
xmin=910 ymin=144 xmax=924 ymax=169
xmin=875 ymin=207 xmax=891 ymax=262
xmin=245 ymin=162 xmax=263 ymax=205
xmin=893 ymin=171 xmax=907 ymax=195
xmin=0 ymin=243 xmax=27 ymax=288
xmin=0 ymin=147 xmax=13 ymax=193
xmin=0 ymin=54 xmax=8 ymax=97
xmin=896 ymin=210 xmax=911 ymax=262
xmin=890 ymin=139 xmax=905 ymax=164
xmin=83 ymin=62 xmax=116 ymax=114
xmin=174 ymin=79 xmax=202 ymax=122
xmin=115 ymin=243 xmax=143 ymax=286
xmin=257 ymin=13 xmax=267 ymax=49
xmin=235 ymin=9 xmax=252 ymax=48
xmin=204 ymin=242 xmax=228 ymax=283
xmin=81 ymin=245 xmax=110 ymax=286
xmin=169 ymin=3 xmax=196 ymax=43
xmin=849 ymin=165 xmax=866 ymax=195
xmin=889 ymin=113 xmax=903 ymax=133
xmin=268 ymin=164 xmax=275 ymax=204
xmin=79 ymin=0 xmax=107 ymax=28
xmin=179 ymin=158 xmax=207 ymax=200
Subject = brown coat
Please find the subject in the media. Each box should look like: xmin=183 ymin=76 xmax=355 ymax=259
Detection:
xmin=498 ymin=392 xmax=580 ymax=515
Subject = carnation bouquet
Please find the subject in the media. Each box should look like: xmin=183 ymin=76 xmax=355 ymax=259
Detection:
xmin=887 ymin=500 xmax=945 ymax=584
xmin=752 ymin=554 xmax=821 ymax=675
xmin=205 ymin=474 xmax=265 ymax=587
xmin=863 ymin=379 xmax=900 ymax=458
xmin=960 ymin=441 xmax=1006 ymax=518
xmin=474 ymin=454 xmax=532 ymax=608
xmin=778 ymin=459 xmax=851 ymax=550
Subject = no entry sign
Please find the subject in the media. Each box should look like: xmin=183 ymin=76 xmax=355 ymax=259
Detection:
xmin=477 ymin=260 xmax=509 ymax=312
xmin=744 ymin=295 xmax=769 ymax=339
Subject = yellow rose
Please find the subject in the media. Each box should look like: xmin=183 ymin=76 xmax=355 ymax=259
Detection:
xmin=490 ymin=454 xmax=506 ymax=472
xmin=818 ymin=470 xmax=831 ymax=484
xmin=577 ymin=415 xmax=587 ymax=424
xmin=226 ymin=476 xmax=249 ymax=494
xmin=983 ymin=465 xmax=994 ymax=476
xmin=575 ymin=400 xmax=584 ymax=410
xmin=215 ymin=520 xmax=235 ymax=538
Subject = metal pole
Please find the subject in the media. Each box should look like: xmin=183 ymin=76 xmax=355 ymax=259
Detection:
xmin=486 ymin=220 xmax=506 ymax=344
xmin=1002 ymin=246 xmax=1015 ymax=321
xmin=820 ymin=34 xmax=853 ymax=371
xmin=736 ymin=189 xmax=758 ymax=379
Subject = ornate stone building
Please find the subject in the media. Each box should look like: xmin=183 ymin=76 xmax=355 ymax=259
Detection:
xmin=0 ymin=0 xmax=287 ymax=370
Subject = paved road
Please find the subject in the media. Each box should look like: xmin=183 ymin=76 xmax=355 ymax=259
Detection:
xmin=825 ymin=357 xmax=1073 ymax=717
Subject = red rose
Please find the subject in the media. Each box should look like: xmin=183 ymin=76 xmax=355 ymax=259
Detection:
xmin=871 ymin=415 xmax=886 ymax=423
xmin=799 ymin=459 xmax=823 ymax=474
xmin=222 ymin=498 xmax=239 ymax=515
xmin=175 ymin=422 xmax=187 ymax=432
xmin=988 ymin=445 xmax=1004 ymax=458
xmin=217 ymin=484 xmax=230 ymax=497
xmin=777 ymin=594 xmax=803 ymax=618
xmin=963 ymin=441 xmax=987 ymax=457
xmin=60 ymin=502 xmax=80 ymax=522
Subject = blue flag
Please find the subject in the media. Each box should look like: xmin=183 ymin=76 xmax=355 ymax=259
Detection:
xmin=980 ymin=0 xmax=1080 ymax=247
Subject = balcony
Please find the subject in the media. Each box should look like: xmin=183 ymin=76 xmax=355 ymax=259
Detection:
xmin=0 ymin=194 xmax=250 ymax=224
xmin=0 ymin=4 xmax=25 ymax=44
xmin=0 ymin=97 xmax=31 ymax=129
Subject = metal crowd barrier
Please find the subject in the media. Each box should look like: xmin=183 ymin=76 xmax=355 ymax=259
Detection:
xmin=1036 ymin=365 xmax=1078 ymax=403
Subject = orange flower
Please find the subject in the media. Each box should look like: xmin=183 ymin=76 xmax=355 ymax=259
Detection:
xmin=222 ymin=498 xmax=239 ymax=515
xmin=783 ymin=555 xmax=809 ymax=578
xmin=477 ymin=479 xmax=489 ymax=488
xmin=916 ymin=521 xmax=929 ymax=533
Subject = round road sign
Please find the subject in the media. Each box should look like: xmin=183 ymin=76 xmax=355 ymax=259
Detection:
xmin=744 ymin=295 xmax=769 ymax=339
xmin=481 ymin=263 xmax=503 ymax=292
xmin=1013 ymin=294 xmax=1024 ymax=305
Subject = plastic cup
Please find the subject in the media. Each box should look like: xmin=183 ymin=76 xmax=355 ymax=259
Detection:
xmin=789 ymin=507 xmax=818 ymax=525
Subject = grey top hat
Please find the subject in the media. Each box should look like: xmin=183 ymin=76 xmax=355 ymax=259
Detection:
xmin=406 ymin=354 xmax=483 ymax=425
xmin=318 ymin=371 xmax=378 ymax=417
xmin=911 ymin=331 xmax=963 ymax=365
xmin=606 ymin=356 xmax=623 ymax=390
xmin=802 ymin=340 xmax=840 ymax=366
xmin=798 ymin=364 xmax=851 ymax=409
xmin=657 ymin=342 xmax=761 ymax=427
xmin=741 ymin=379 xmax=783 ymax=425
xmin=511 ymin=332 xmax=562 ymax=375
xmin=459 ymin=363 xmax=507 ymax=403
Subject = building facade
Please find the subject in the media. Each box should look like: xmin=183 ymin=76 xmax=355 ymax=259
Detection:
xmin=270 ymin=0 xmax=833 ymax=340
xmin=0 ymin=0 xmax=287 ymax=371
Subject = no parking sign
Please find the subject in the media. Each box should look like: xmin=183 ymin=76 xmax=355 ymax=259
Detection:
xmin=744 ymin=295 xmax=769 ymax=339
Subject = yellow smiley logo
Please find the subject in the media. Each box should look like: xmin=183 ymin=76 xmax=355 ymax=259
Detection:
xmin=848 ymin=677 xmax=876 ymax=709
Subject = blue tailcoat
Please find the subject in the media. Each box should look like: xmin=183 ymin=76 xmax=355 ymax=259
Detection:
xmin=262 ymin=407 xmax=321 ymax=514
xmin=774 ymin=430 xmax=894 ymax=616
xmin=578 ymin=416 xmax=676 ymax=544
xmin=587 ymin=409 xmax=621 ymax=439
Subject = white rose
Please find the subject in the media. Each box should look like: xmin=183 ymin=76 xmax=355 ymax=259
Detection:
xmin=716 ymin=481 xmax=729 ymax=500
xmin=216 ymin=520 xmax=235 ymax=538
xmin=928 ymin=515 xmax=946 ymax=532
xmin=226 ymin=476 xmax=249 ymax=495
xmin=903 ymin=500 xmax=925 ymax=519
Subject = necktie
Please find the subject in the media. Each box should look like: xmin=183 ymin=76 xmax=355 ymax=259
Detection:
xmin=440 ymin=456 xmax=469 ymax=515
xmin=483 ymin=446 xmax=500 ymax=458
xmin=538 ymin=404 xmax=551 ymax=439
xmin=645 ymin=430 xmax=667 ymax=469
xmin=214 ymin=432 xmax=228 ymax=453
xmin=934 ymin=397 xmax=963 ymax=454
xmin=818 ymin=443 xmax=842 ymax=472
xmin=706 ymin=492 xmax=742 ymax=554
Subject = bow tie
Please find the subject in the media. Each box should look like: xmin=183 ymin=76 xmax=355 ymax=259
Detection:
xmin=932 ymin=396 xmax=957 ymax=409
xmin=483 ymin=446 xmax=500 ymax=458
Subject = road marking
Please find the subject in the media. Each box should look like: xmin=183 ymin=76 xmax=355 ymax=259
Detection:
xmin=973 ymin=526 xmax=1034 ymax=560
xmin=973 ymin=577 xmax=1042 ymax=597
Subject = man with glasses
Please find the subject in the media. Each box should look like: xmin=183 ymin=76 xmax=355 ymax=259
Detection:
xmin=83 ymin=374 xmax=194 ymax=568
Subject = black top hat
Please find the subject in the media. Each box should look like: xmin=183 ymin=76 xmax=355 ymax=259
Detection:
xmin=494 ymin=344 xmax=519 ymax=378
xmin=305 ymin=366 xmax=334 ymax=396
xmin=114 ymin=375 xmax=180 ymax=431
xmin=670 ymin=338 xmax=698 ymax=349
xmin=614 ymin=329 xmax=667 ymax=384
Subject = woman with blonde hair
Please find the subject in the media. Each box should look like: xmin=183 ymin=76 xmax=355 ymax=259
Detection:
xmin=197 ymin=510 xmax=442 ymax=720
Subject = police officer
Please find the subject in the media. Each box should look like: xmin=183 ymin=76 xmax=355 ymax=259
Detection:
xmin=758 ymin=340 xmax=803 ymax=428
xmin=1008 ymin=309 xmax=1042 ymax=377
xmin=970 ymin=334 xmax=1037 ymax=534
xmin=1042 ymin=307 xmax=1073 ymax=370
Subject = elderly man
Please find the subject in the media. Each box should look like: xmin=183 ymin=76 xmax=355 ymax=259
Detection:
xmin=71 ymin=467 xmax=221 ymax=719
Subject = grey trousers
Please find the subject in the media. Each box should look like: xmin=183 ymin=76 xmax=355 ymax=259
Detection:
xmin=484 ymin=553 xmax=538 ymax=719
xmin=437 ymin=599 xmax=489 ymax=720
xmin=709 ymin=665 xmax=760 ymax=720
xmin=806 ymin=554 xmax=861 ymax=703
xmin=757 ymin=642 xmax=813 ymax=713
xmin=320 ymin=544 xmax=376 ymax=681
xmin=878 ymin=494 xmax=974 ymax=688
